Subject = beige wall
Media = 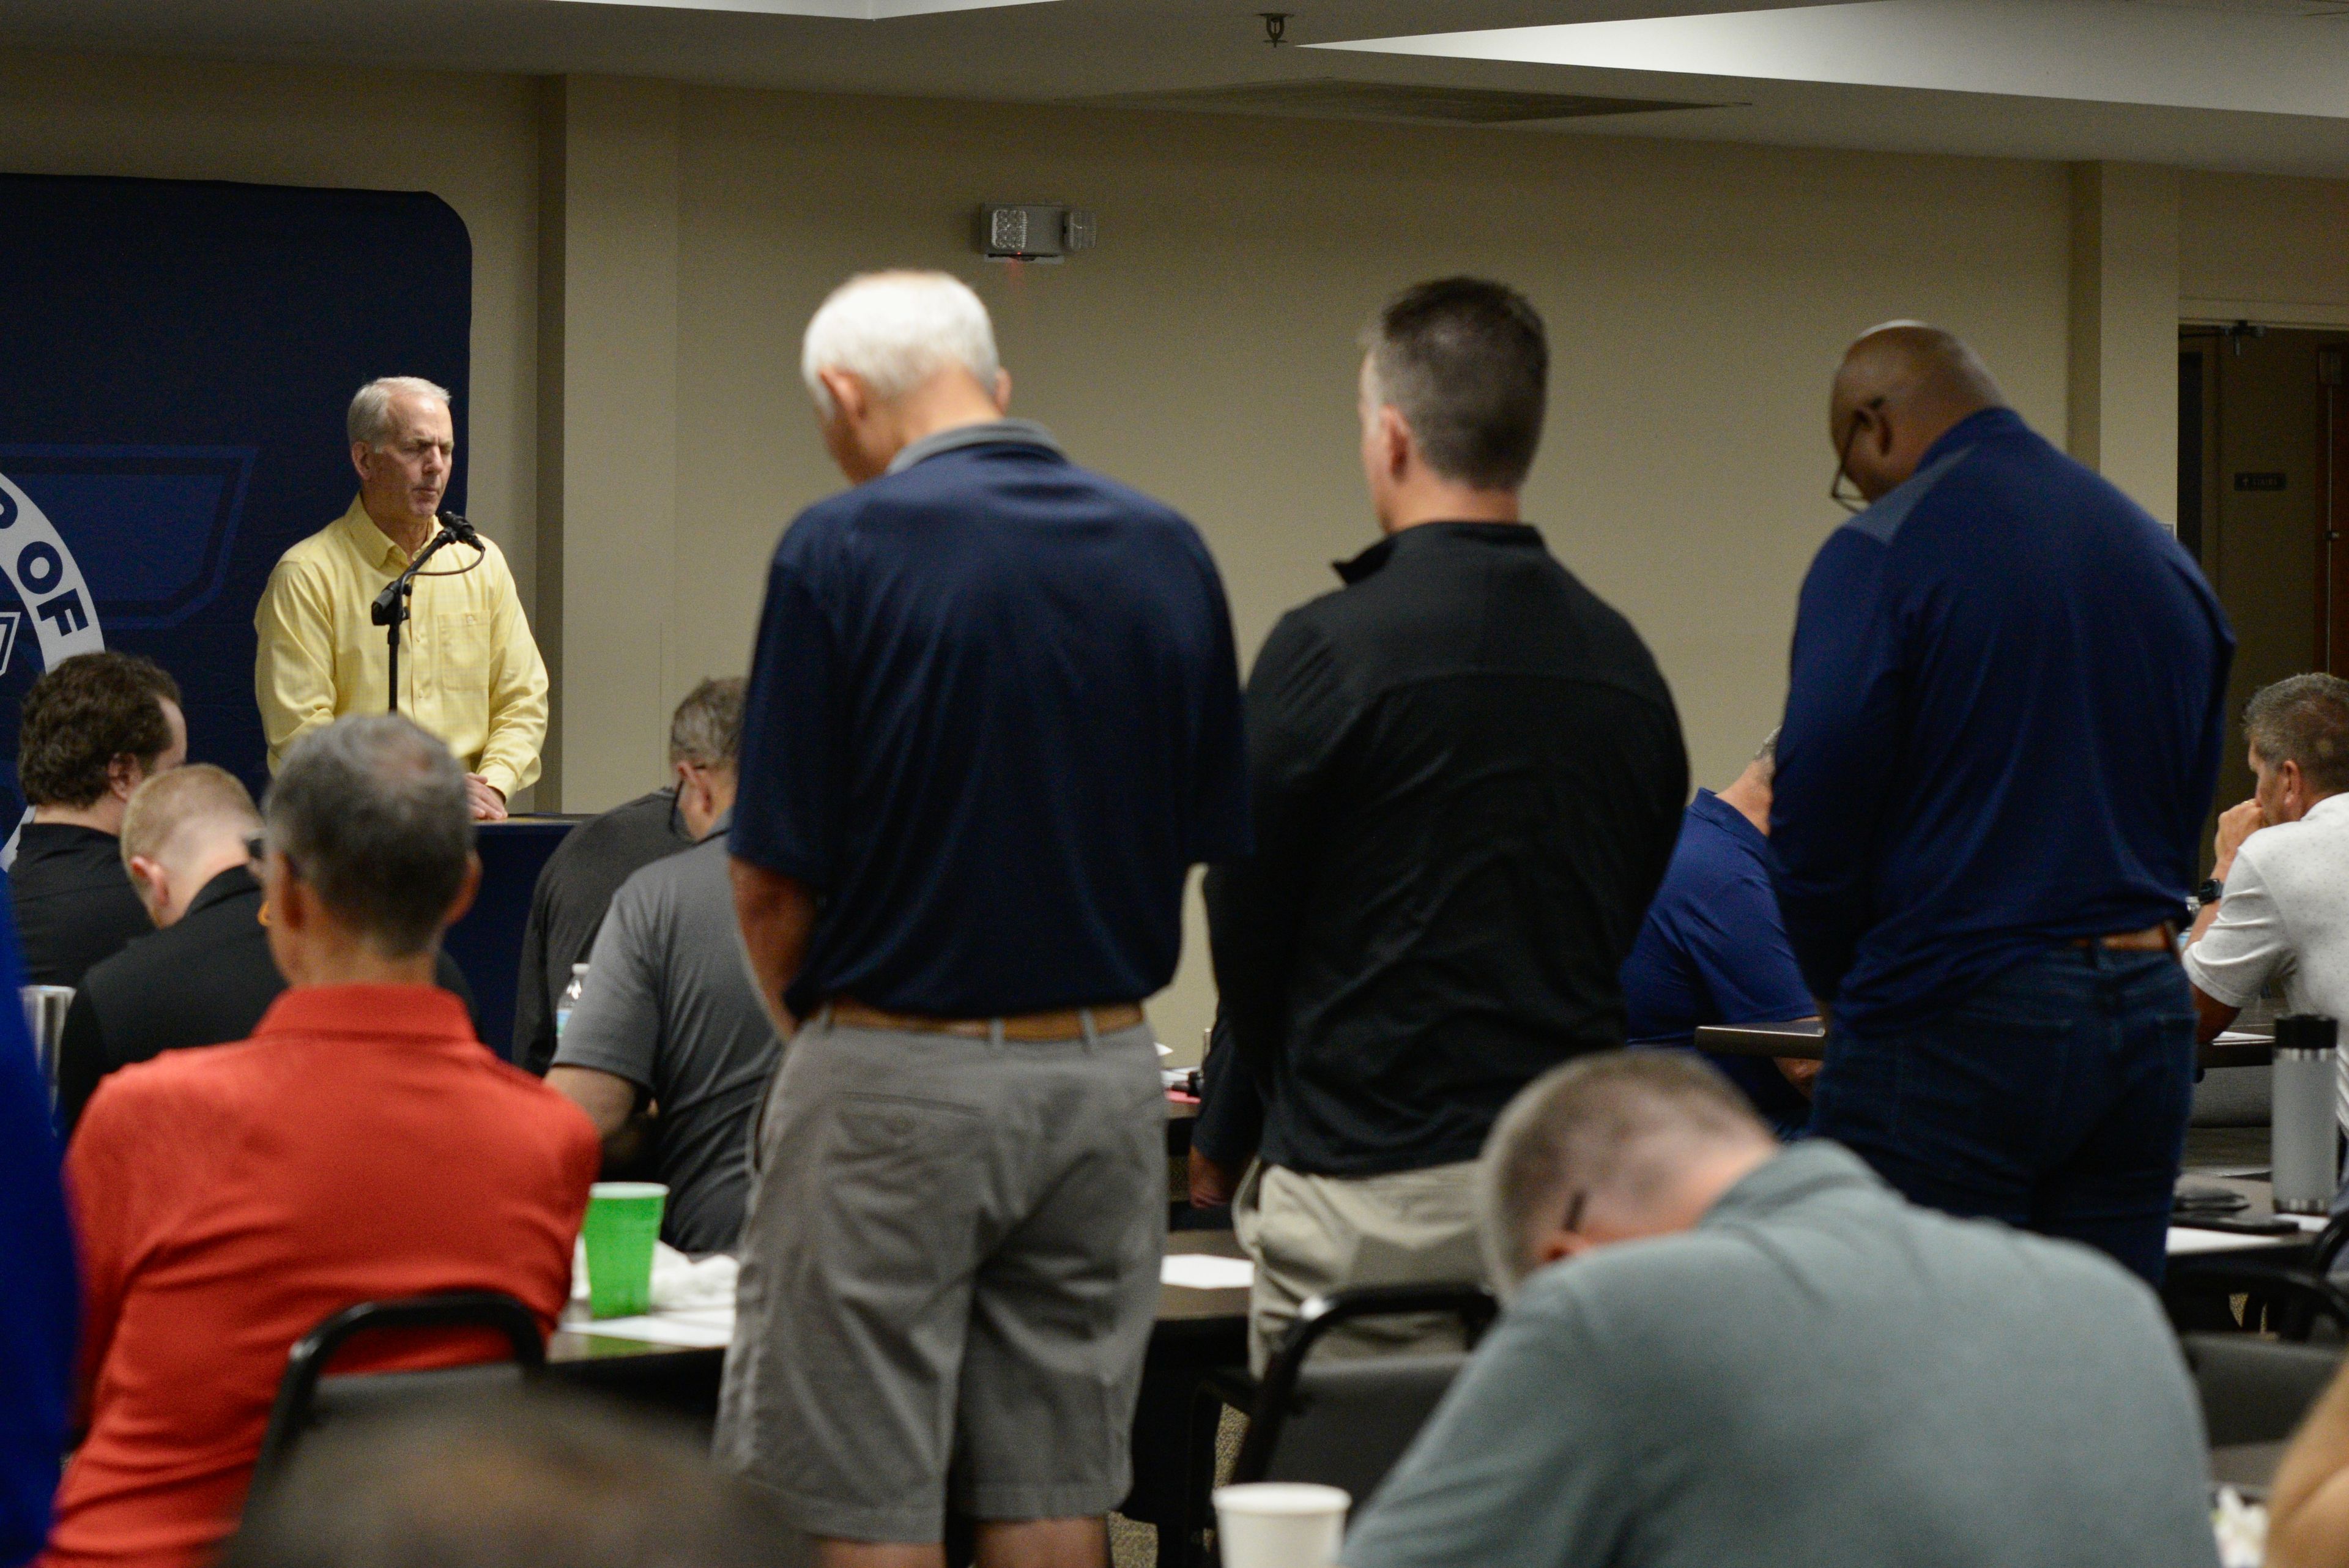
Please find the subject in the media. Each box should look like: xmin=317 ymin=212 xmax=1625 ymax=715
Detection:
xmin=2181 ymin=169 xmax=2349 ymax=327
xmin=2069 ymin=162 xmax=2181 ymax=526
xmin=12 ymin=49 xmax=2345 ymax=1059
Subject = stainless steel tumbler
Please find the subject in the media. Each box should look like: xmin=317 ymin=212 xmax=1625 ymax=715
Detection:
xmin=2271 ymin=1014 xmax=2340 ymax=1215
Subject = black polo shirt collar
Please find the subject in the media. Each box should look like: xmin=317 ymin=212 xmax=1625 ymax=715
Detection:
xmin=186 ymin=863 xmax=261 ymax=921
xmin=1334 ymin=521 xmax=1546 ymax=585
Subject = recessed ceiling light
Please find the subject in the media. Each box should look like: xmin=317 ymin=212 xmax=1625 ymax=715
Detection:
xmin=1315 ymin=0 xmax=2349 ymax=118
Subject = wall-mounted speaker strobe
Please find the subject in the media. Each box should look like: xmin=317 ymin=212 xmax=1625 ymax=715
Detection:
xmin=974 ymin=203 xmax=1097 ymax=263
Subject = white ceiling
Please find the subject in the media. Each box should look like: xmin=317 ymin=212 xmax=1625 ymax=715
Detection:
xmin=7 ymin=0 xmax=2349 ymax=177
xmin=1329 ymin=0 xmax=2349 ymax=117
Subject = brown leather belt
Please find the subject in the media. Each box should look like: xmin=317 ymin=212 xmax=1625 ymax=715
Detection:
xmin=828 ymin=998 xmax=1146 ymax=1042
xmin=2068 ymin=923 xmax=2177 ymax=954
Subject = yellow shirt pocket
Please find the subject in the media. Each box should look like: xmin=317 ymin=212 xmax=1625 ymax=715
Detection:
xmin=436 ymin=608 xmax=491 ymax=685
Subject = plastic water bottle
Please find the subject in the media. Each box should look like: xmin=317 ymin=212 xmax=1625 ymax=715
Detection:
xmin=557 ymin=963 xmax=589 ymax=1040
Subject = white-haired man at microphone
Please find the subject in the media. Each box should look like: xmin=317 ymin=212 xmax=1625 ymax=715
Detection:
xmin=255 ymin=376 xmax=547 ymax=820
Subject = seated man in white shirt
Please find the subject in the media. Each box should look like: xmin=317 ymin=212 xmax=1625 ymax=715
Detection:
xmin=2183 ymin=675 xmax=2349 ymax=1132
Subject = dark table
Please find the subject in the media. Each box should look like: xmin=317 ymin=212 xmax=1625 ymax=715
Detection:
xmin=442 ymin=816 xmax=581 ymax=1061
xmin=1693 ymin=1020 xmax=2276 ymax=1071
xmin=547 ymin=1230 xmax=1250 ymax=1568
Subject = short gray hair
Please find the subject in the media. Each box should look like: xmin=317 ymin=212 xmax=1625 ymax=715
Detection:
xmin=668 ymin=677 xmax=744 ymax=769
xmin=264 ymin=715 xmax=473 ymax=957
xmin=2245 ymin=674 xmax=2349 ymax=797
xmin=1478 ymin=1052 xmax=1771 ymax=1295
xmin=348 ymin=376 xmax=454 ymax=447
xmin=1752 ymin=727 xmax=1780 ymax=771
xmin=801 ymin=271 xmax=999 ymax=422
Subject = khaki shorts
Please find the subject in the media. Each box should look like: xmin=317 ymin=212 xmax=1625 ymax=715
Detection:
xmin=713 ymin=1011 xmax=1166 ymax=1543
xmin=1233 ymin=1159 xmax=1486 ymax=1375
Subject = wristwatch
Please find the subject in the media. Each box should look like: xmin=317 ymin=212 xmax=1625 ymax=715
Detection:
xmin=2196 ymin=877 xmax=2225 ymax=907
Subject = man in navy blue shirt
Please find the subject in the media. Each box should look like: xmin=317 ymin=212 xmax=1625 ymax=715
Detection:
xmin=1621 ymin=732 xmax=1817 ymax=1138
xmin=0 ymin=882 xmax=75 ymax=1568
xmin=1775 ymin=324 xmax=2231 ymax=1285
xmin=717 ymin=270 xmax=1249 ymax=1568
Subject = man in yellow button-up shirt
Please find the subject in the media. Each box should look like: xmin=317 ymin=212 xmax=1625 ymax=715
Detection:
xmin=254 ymin=377 xmax=547 ymax=821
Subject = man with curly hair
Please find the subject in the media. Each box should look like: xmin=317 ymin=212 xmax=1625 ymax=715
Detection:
xmin=11 ymin=652 xmax=185 ymax=987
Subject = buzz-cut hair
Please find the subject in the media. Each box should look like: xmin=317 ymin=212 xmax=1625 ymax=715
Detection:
xmin=801 ymin=271 xmax=1000 ymax=422
xmin=120 ymin=763 xmax=260 ymax=872
xmin=1478 ymin=1052 xmax=1772 ymax=1295
xmin=2244 ymin=673 xmax=2349 ymax=797
xmin=348 ymin=376 xmax=455 ymax=447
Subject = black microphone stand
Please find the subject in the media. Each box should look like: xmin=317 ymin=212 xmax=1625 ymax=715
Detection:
xmin=369 ymin=514 xmax=481 ymax=715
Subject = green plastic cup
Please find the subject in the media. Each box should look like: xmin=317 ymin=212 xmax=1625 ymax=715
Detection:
xmin=581 ymin=1181 xmax=667 ymax=1319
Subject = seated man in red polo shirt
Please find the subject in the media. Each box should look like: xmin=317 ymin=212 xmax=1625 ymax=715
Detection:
xmin=46 ymin=714 xmax=600 ymax=1568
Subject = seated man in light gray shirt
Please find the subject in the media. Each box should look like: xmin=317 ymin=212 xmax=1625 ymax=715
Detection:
xmin=1341 ymin=1052 xmax=2220 ymax=1568
xmin=2184 ymin=674 xmax=2349 ymax=1128
xmin=550 ymin=677 xmax=779 ymax=1254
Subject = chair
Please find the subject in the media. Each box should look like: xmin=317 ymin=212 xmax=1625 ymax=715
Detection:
xmin=248 ymin=1291 xmax=546 ymax=1499
xmin=1229 ymin=1284 xmax=1498 ymax=1504
xmin=2173 ymin=1263 xmax=2349 ymax=1342
xmin=2184 ymin=1332 xmax=2344 ymax=1449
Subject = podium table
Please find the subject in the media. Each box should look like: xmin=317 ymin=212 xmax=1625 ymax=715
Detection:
xmin=442 ymin=816 xmax=582 ymax=1062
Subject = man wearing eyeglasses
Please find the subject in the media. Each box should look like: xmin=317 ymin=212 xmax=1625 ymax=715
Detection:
xmin=1771 ymin=322 xmax=2232 ymax=1285
xmin=546 ymin=678 xmax=779 ymax=1254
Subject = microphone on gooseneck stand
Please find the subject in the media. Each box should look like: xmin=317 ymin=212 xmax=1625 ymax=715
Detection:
xmin=438 ymin=512 xmax=481 ymax=549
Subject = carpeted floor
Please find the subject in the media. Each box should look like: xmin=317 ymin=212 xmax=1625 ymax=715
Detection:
xmin=1110 ymin=1405 xmax=1247 ymax=1568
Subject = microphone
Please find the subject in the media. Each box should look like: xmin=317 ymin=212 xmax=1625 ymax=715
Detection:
xmin=438 ymin=512 xmax=481 ymax=548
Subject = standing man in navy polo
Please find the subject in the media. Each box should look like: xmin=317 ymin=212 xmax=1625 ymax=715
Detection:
xmin=716 ymin=270 xmax=1250 ymax=1568
xmin=1774 ymin=323 xmax=2232 ymax=1285
xmin=1620 ymin=731 xmax=1818 ymax=1139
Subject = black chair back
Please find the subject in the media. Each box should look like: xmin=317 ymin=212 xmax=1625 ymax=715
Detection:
xmin=1233 ymin=1284 xmax=1497 ymax=1504
xmin=2184 ymin=1332 xmax=2343 ymax=1447
xmin=248 ymin=1291 xmax=546 ymax=1501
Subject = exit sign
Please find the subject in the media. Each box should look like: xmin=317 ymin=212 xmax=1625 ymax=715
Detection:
xmin=2235 ymin=472 xmax=2289 ymax=492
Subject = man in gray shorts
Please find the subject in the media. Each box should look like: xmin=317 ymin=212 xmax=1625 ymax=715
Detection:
xmin=718 ymin=270 xmax=1250 ymax=1568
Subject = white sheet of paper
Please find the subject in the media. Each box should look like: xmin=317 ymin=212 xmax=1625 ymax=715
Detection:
xmin=1161 ymin=1254 xmax=1255 ymax=1290
xmin=576 ymin=1307 xmax=736 ymax=1348
xmin=2167 ymin=1227 xmax=2302 ymax=1255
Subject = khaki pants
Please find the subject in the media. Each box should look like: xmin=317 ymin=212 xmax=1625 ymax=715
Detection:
xmin=1231 ymin=1159 xmax=1487 ymax=1375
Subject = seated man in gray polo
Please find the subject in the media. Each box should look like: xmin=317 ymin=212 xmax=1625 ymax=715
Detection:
xmin=2184 ymin=674 xmax=2349 ymax=1129
xmin=1340 ymin=1053 xmax=2221 ymax=1568
xmin=549 ymin=677 xmax=778 ymax=1254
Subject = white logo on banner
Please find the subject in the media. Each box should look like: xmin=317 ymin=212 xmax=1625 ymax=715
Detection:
xmin=0 ymin=471 xmax=106 ymax=866
xmin=0 ymin=473 xmax=105 ymax=664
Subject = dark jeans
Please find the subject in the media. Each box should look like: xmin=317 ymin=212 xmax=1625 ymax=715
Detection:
xmin=1809 ymin=945 xmax=2195 ymax=1286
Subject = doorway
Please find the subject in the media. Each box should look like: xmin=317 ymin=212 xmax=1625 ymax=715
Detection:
xmin=2177 ymin=322 xmax=2349 ymax=817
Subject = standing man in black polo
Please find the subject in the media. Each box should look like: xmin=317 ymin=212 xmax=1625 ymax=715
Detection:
xmin=717 ymin=270 xmax=1249 ymax=1568
xmin=1778 ymin=324 xmax=2232 ymax=1285
xmin=1203 ymin=278 xmax=1687 ymax=1369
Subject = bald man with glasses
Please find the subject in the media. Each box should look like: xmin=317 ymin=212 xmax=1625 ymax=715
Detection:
xmin=1772 ymin=323 xmax=2232 ymax=1286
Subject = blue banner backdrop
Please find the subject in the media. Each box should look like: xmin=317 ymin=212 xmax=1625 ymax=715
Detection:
xmin=0 ymin=173 xmax=472 ymax=810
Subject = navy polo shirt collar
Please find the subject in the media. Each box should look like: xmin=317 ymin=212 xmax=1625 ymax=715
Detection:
xmin=1334 ymin=521 xmax=1545 ymax=585
xmin=886 ymin=418 xmax=1064 ymax=475
xmin=1918 ymin=406 xmax=2026 ymax=470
